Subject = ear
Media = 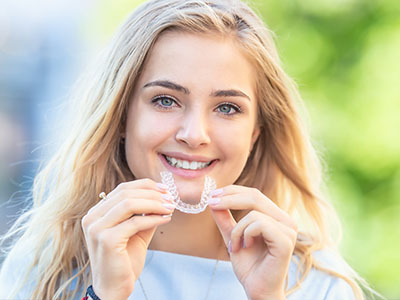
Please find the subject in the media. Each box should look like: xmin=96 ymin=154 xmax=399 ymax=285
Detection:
xmin=250 ymin=126 xmax=260 ymax=152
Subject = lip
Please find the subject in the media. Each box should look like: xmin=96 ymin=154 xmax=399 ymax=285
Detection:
xmin=159 ymin=153 xmax=218 ymax=179
xmin=161 ymin=151 xmax=215 ymax=163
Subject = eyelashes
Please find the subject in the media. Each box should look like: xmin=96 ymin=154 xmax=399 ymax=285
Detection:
xmin=151 ymin=95 xmax=243 ymax=116
xmin=217 ymin=102 xmax=242 ymax=115
xmin=151 ymin=95 xmax=179 ymax=110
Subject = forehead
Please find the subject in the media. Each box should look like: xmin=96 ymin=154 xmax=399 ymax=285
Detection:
xmin=137 ymin=31 xmax=256 ymax=99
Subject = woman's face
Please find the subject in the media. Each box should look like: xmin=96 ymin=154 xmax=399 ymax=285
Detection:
xmin=125 ymin=31 xmax=260 ymax=203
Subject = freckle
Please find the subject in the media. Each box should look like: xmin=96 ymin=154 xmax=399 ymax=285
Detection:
xmin=160 ymin=231 xmax=164 ymax=234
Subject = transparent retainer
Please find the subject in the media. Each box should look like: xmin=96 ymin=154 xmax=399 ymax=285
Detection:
xmin=160 ymin=171 xmax=216 ymax=214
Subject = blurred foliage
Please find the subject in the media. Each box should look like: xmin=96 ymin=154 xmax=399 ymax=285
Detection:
xmin=87 ymin=0 xmax=400 ymax=298
xmin=256 ymin=1 xmax=400 ymax=298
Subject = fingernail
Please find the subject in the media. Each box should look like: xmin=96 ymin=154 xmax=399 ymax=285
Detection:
xmin=162 ymin=213 xmax=173 ymax=218
xmin=209 ymin=188 xmax=224 ymax=197
xmin=157 ymin=183 xmax=169 ymax=190
xmin=162 ymin=203 xmax=176 ymax=210
xmin=207 ymin=198 xmax=220 ymax=205
xmin=228 ymin=240 xmax=232 ymax=253
xmin=161 ymin=193 xmax=174 ymax=202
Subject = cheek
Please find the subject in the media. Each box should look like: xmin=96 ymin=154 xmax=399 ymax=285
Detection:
xmin=124 ymin=108 xmax=177 ymax=164
xmin=126 ymin=105 xmax=174 ymax=143
xmin=214 ymin=123 xmax=253 ymax=164
xmin=123 ymin=107 xmax=162 ymax=176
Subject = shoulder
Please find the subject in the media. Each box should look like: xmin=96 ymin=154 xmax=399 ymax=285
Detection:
xmin=0 ymin=244 xmax=37 ymax=299
xmin=287 ymin=249 xmax=356 ymax=300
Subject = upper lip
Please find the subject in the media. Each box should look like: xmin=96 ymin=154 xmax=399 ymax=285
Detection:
xmin=160 ymin=152 xmax=216 ymax=163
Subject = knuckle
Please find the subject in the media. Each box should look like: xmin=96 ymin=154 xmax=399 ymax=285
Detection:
xmin=284 ymin=236 xmax=295 ymax=250
xmin=290 ymin=229 xmax=298 ymax=244
xmin=136 ymin=178 xmax=154 ymax=187
xmin=81 ymin=214 xmax=91 ymax=229
xmin=87 ymin=206 xmax=97 ymax=215
xmin=230 ymin=226 xmax=241 ymax=239
xmin=253 ymin=188 xmax=263 ymax=198
xmin=289 ymin=229 xmax=298 ymax=242
xmin=250 ymin=187 xmax=259 ymax=194
xmin=117 ymin=181 xmax=128 ymax=191
xmin=247 ymin=210 xmax=260 ymax=220
xmin=250 ymin=189 xmax=263 ymax=207
xmin=292 ymin=220 xmax=299 ymax=232
xmin=287 ymin=215 xmax=298 ymax=232
xmin=142 ymin=178 xmax=154 ymax=185
xmin=250 ymin=197 xmax=258 ymax=208
xmin=86 ymin=223 xmax=101 ymax=239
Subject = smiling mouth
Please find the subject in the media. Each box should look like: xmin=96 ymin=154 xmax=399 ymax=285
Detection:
xmin=162 ymin=154 xmax=214 ymax=170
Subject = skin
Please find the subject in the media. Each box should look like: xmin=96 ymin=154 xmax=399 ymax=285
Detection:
xmin=82 ymin=32 xmax=298 ymax=300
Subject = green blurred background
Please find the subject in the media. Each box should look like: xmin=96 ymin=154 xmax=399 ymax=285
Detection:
xmin=84 ymin=0 xmax=400 ymax=298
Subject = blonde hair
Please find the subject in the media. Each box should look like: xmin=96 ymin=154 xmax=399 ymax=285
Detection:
xmin=1 ymin=0 xmax=378 ymax=299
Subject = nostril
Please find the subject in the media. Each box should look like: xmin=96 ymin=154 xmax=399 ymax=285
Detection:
xmin=175 ymin=130 xmax=211 ymax=147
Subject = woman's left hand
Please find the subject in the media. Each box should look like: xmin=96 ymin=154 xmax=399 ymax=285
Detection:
xmin=208 ymin=185 xmax=298 ymax=300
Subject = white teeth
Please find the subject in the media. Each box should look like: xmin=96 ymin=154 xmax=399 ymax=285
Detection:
xmin=189 ymin=161 xmax=197 ymax=170
xmin=176 ymin=160 xmax=183 ymax=168
xmin=182 ymin=161 xmax=190 ymax=169
xmin=164 ymin=155 xmax=211 ymax=170
xmin=170 ymin=157 xmax=178 ymax=166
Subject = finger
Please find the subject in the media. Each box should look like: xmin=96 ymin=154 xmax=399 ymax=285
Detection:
xmin=230 ymin=211 xmax=297 ymax=253
xmin=243 ymin=235 xmax=255 ymax=249
xmin=242 ymin=220 xmax=295 ymax=260
xmin=96 ymin=214 xmax=172 ymax=250
xmin=208 ymin=186 xmax=297 ymax=230
xmin=89 ymin=188 xmax=173 ymax=220
xmin=94 ymin=198 xmax=176 ymax=229
xmin=230 ymin=211 xmax=262 ymax=253
xmin=106 ymin=178 xmax=169 ymax=200
xmin=105 ymin=178 xmax=170 ymax=201
xmin=209 ymin=208 xmax=237 ymax=249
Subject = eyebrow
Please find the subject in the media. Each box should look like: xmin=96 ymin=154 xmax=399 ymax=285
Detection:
xmin=143 ymin=80 xmax=190 ymax=94
xmin=210 ymin=89 xmax=250 ymax=101
xmin=143 ymin=79 xmax=251 ymax=101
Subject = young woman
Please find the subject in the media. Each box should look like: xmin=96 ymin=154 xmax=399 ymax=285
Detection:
xmin=0 ymin=0 xmax=376 ymax=299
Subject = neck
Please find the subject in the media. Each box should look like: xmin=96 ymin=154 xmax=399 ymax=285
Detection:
xmin=148 ymin=208 xmax=230 ymax=261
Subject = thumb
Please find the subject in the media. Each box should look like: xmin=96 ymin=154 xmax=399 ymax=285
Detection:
xmin=135 ymin=215 xmax=166 ymax=248
xmin=138 ymin=226 xmax=157 ymax=247
xmin=209 ymin=208 xmax=237 ymax=247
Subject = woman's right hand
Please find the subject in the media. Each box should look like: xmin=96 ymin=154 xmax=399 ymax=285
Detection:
xmin=81 ymin=179 xmax=176 ymax=300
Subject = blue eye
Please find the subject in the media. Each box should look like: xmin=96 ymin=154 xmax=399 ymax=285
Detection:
xmin=160 ymin=97 xmax=174 ymax=106
xmin=217 ymin=103 xmax=242 ymax=115
xmin=152 ymin=96 xmax=178 ymax=109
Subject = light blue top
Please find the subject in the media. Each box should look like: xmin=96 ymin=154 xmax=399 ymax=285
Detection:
xmin=0 ymin=248 xmax=355 ymax=299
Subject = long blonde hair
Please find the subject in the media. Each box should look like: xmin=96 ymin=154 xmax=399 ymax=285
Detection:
xmin=2 ymin=0 xmax=377 ymax=299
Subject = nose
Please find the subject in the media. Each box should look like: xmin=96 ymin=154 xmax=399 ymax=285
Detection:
xmin=175 ymin=109 xmax=211 ymax=148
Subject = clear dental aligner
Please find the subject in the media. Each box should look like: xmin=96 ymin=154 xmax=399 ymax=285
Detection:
xmin=160 ymin=171 xmax=216 ymax=214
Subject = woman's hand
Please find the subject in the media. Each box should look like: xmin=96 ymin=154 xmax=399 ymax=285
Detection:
xmin=209 ymin=185 xmax=298 ymax=300
xmin=81 ymin=179 xmax=176 ymax=300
